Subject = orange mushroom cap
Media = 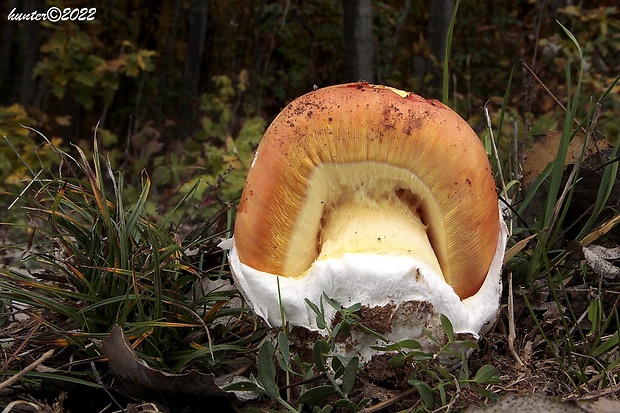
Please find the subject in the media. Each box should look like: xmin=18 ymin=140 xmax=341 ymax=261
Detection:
xmin=234 ymin=82 xmax=500 ymax=299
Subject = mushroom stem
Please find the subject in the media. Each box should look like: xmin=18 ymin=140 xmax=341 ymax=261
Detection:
xmin=284 ymin=161 xmax=448 ymax=283
xmin=318 ymin=193 xmax=443 ymax=280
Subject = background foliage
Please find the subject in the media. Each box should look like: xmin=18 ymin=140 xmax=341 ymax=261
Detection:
xmin=2 ymin=0 xmax=618 ymax=223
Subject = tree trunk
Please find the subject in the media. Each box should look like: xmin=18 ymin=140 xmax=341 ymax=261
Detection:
xmin=8 ymin=0 xmax=46 ymax=107
xmin=413 ymin=0 xmax=455 ymax=94
xmin=183 ymin=0 xmax=209 ymax=95
xmin=428 ymin=0 xmax=454 ymax=68
xmin=343 ymin=0 xmax=374 ymax=83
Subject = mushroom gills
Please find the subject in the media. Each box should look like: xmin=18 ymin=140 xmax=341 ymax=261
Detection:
xmin=284 ymin=162 xmax=448 ymax=282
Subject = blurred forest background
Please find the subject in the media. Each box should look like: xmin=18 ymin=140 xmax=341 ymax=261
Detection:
xmin=1 ymin=0 xmax=619 ymax=222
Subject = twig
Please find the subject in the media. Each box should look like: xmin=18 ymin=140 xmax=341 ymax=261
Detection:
xmin=507 ymin=272 xmax=525 ymax=368
xmin=2 ymin=310 xmax=45 ymax=371
xmin=361 ymin=387 xmax=419 ymax=413
xmin=483 ymin=101 xmax=508 ymax=200
xmin=437 ymin=375 xmax=463 ymax=412
xmin=579 ymin=382 xmax=620 ymax=401
xmin=1 ymin=400 xmax=42 ymax=413
xmin=0 ymin=349 xmax=54 ymax=391
xmin=90 ymin=361 xmax=125 ymax=412
xmin=520 ymin=60 xmax=587 ymax=134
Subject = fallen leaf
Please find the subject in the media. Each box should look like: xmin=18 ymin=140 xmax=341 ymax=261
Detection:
xmin=583 ymin=245 xmax=620 ymax=279
xmin=101 ymin=326 xmax=234 ymax=400
xmin=585 ymin=245 xmax=620 ymax=260
xmin=522 ymin=130 xmax=609 ymax=186
xmin=581 ymin=214 xmax=620 ymax=246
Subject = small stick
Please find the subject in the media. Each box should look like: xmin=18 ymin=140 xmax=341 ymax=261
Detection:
xmin=579 ymin=382 xmax=620 ymax=400
xmin=507 ymin=272 xmax=524 ymax=367
xmin=483 ymin=101 xmax=508 ymax=200
xmin=2 ymin=312 xmax=45 ymax=371
xmin=361 ymin=387 xmax=419 ymax=413
xmin=520 ymin=60 xmax=587 ymax=134
xmin=0 ymin=349 xmax=54 ymax=391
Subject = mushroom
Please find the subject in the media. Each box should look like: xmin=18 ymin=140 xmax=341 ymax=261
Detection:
xmin=222 ymin=82 xmax=507 ymax=358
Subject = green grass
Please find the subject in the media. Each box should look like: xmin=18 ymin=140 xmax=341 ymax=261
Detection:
xmin=0 ymin=133 xmax=261 ymax=382
xmin=496 ymin=23 xmax=620 ymax=397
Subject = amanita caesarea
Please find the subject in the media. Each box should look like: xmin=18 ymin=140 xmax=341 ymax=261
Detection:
xmin=221 ymin=82 xmax=507 ymax=359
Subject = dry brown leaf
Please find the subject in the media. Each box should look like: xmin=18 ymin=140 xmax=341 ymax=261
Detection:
xmin=504 ymin=233 xmax=538 ymax=264
xmin=101 ymin=325 xmax=234 ymax=400
xmin=581 ymin=214 xmax=620 ymax=247
xmin=521 ymin=130 xmax=609 ymax=186
xmin=583 ymin=245 xmax=620 ymax=279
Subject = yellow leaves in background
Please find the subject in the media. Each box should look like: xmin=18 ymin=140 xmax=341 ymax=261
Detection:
xmin=0 ymin=104 xmax=64 ymax=186
xmin=55 ymin=116 xmax=71 ymax=126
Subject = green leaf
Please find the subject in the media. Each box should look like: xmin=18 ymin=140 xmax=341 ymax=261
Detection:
xmin=388 ymin=354 xmax=407 ymax=367
xmin=332 ymin=355 xmax=345 ymax=379
xmin=312 ymin=406 xmax=334 ymax=413
xmin=440 ymin=314 xmax=454 ymax=342
xmin=345 ymin=302 xmax=361 ymax=313
xmin=305 ymin=298 xmax=322 ymax=316
xmin=342 ymin=356 xmax=359 ymax=395
xmin=408 ymin=379 xmax=434 ymax=408
xmin=557 ymin=20 xmax=583 ymax=59
xmin=335 ymin=319 xmax=353 ymax=340
xmin=435 ymin=365 xmax=453 ymax=381
xmin=578 ymin=136 xmax=620 ymax=239
xmin=457 ymin=368 xmax=469 ymax=384
xmin=398 ymin=339 xmax=421 ymax=350
xmin=587 ymin=299 xmax=603 ymax=333
xmin=278 ymin=331 xmax=290 ymax=368
xmin=313 ymin=340 xmax=330 ymax=372
xmin=593 ymin=331 xmax=619 ymax=358
xmin=298 ymin=385 xmax=338 ymax=404
xmin=5 ymin=371 xmax=102 ymax=388
xmin=442 ymin=0 xmax=461 ymax=105
xmin=474 ymin=365 xmax=500 ymax=384
xmin=438 ymin=384 xmax=447 ymax=406
xmin=422 ymin=329 xmax=440 ymax=345
xmin=322 ymin=293 xmax=342 ymax=311
xmin=454 ymin=340 xmax=479 ymax=350
xmin=257 ymin=341 xmax=279 ymax=400
xmin=472 ymin=386 xmax=499 ymax=402
xmin=334 ymin=399 xmax=355 ymax=408
xmin=410 ymin=352 xmax=433 ymax=361
xmin=305 ymin=298 xmax=327 ymax=329
xmin=372 ymin=339 xmax=420 ymax=352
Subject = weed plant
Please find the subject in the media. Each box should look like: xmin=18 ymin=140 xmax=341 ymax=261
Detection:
xmin=0 ymin=133 xmax=261 ymax=388
xmin=498 ymin=24 xmax=620 ymax=396
xmin=226 ymin=294 xmax=499 ymax=412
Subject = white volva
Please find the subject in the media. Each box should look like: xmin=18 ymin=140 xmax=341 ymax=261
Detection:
xmin=220 ymin=205 xmax=507 ymax=361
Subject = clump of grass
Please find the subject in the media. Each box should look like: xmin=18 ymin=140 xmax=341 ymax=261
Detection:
xmin=0 ymin=132 xmax=262 ymax=387
xmin=496 ymin=22 xmax=620 ymax=397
